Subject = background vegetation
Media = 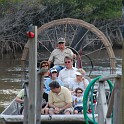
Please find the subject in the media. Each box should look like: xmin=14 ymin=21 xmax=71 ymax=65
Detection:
xmin=0 ymin=0 xmax=122 ymax=57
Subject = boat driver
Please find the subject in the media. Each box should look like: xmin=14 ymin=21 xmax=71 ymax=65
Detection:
xmin=48 ymin=37 xmax=76 ymax=72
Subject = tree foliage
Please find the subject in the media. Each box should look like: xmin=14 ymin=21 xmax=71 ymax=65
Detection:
xmin=0 ymin=0 xmax=122 ymax=56
xmin=41 ymin=0 xmax=121 ymax=21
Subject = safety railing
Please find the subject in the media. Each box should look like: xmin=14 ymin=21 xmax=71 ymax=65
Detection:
xmin=83 ymin=74 xmax=121 ymax=124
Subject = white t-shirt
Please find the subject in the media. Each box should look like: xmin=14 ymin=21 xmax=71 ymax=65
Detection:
xmin=58 ymin=67 xmax=77 ymax=88
xmin=72 ymin=95 xmax=83 ymax=108
xmin=69 ymin=78 xmax=89 ymax=91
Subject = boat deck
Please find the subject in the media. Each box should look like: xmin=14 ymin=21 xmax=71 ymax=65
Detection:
xmin=0 ymin=100 xmax=97 ymax=124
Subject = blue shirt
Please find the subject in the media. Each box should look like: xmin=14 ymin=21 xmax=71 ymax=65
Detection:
xmin=44 ymin=77 xmax=63 ymax=94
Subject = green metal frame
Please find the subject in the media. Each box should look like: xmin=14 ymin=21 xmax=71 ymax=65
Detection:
xmin=83 ymin=76 xmax=114 ymax=124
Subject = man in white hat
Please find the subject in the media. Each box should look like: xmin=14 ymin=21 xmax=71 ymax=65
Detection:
xmin=48 ymin=37 xmax=76 ymax=71
xmin=69 ymin=71 xmax=89 ymax=94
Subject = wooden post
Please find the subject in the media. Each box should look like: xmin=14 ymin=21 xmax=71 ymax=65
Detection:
xmin=113 ymin=77 xmax=121 ymax=124
xmin=36 ymin=71 xmax=42 ymax=124
xmin=23 ymin=82 xmax=29 ymax=124
xmin=120 ymin=1 xmax=124 ymax=123
xmin=97 ymin=81 xmax=108 ymax=124
xmin=120 ymin=47 xmax=124 ymax=124
xmin=21 ymin=40 xmax=29 ymax=81
xmin=37 ymin=68 xmax=48 ymax=124
xmin=28 ymin=26 xmax=37 ymax=124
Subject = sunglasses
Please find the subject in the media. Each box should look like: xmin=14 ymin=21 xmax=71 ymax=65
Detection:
xmin=58 ymin=42 xmax=64 ymax=44
xmin=65 ymin=61 xmax=71 ymax=64
xmin=41 ymin=64 xmax=49 ymax=67
xmin=77 ymin=91 xmax=83 ymax=94
xmin=52 ymin=71 xmax=57 ymax=73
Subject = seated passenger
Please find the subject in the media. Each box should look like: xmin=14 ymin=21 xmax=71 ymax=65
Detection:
xmin=15 ymin=89 xmax=24 ymax=114
xmin=69 ymin=70 xmax=89 ymax=95
xmin=77 ymin=68 xmax=91 ymax=82
xmin=39 ymin=61 xmax=51 ymax=102
xmin=15 ymin=89 xmax=24 ymax=104
xmin=39 ymin=61 xmax=50 ymax=80
xmin=48 ymin=37 xmax=76 ymax=72
xmin=48 ymin=81 xmax=73 ymax=115
xmin=15 ymin=89 xmax=47 ymax=115
xmin=73 ymin=88 xmax=84 ymax=114
xmin=77 ymin=68 xmax=86 ymax=77
xmin=58 ymin=56 xmax=77 ymax=88
xmin=43 ymin=68 xmax=63 ymax=102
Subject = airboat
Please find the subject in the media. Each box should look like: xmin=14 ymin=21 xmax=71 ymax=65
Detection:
xmin=0 ymin=18 xmax=116 ymax=124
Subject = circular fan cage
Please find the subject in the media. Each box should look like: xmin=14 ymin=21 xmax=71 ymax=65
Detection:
xmin=21 ymin=18 xmax=116 ymax=76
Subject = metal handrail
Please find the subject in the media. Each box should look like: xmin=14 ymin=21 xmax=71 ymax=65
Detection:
xmin=83 ymin=76 xmax=114 ymax=124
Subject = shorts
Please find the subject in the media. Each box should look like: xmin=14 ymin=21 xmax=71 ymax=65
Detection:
xmin=49 ymin=107 xmax=73 ymax=114
xmin=74 ymin=106 xmax=83 ymax=113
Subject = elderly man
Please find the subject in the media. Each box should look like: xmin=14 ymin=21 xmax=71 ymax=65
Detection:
xmin=48 ymin=37 xmax=76 ymax=71
xmin=58 ymin=56 xmax=77 ymax=88
xmin=48 ymin=81 xmax=73 ymax=115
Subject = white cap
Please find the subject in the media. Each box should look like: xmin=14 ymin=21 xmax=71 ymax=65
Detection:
xmin=50 ymin=68 xmax=57 ymax=73
xmin=58 ymin=37 xmax=66 ymax=43
xmin=75 ymin=72 xmax=82 ymax=76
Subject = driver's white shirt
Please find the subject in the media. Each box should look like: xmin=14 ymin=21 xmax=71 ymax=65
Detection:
xmin=58 ymin=67 xmax=77 ymax=88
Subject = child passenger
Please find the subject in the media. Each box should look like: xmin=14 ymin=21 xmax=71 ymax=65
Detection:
xmin=73 ymin=88 xmax=84 ymax=114
xmin=43 ymin=68 xmax=63 ymax=102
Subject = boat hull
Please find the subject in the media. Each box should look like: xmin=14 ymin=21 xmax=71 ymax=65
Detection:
xmin=0 ymin=114 xmax=95 ymax=124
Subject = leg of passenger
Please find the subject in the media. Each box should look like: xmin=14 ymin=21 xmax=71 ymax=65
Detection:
xmin=20 ymin=106 xmax=24 ymax=115
xmin=64 ymin=108 xmax=73 ymax=114
xmin=65 ymin=110 xmax=71 ymax=115
xmin=49 ymin=108 xmax=55 ymax=115
xmin=74 ymin=110 xmax=78 ymax=114
xmin=45 ymin=108 xmax=49 ymax=114
xmin=41 ymin=109 xmax=45 ymax=114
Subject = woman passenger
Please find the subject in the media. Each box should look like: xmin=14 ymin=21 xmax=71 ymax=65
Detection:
xmin=39 ymin=61 xmax=50 ymax=102
xmin=69 ymin=69 xmax=89 ymax=95
xmin=39 ymin=61 xmax=50 ymax=80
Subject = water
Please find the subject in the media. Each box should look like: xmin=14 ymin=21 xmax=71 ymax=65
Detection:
xmin=0 ymin=49 xmax=122 ymax=123
xmin=0 ymin=53 xmax=22 ymax=113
